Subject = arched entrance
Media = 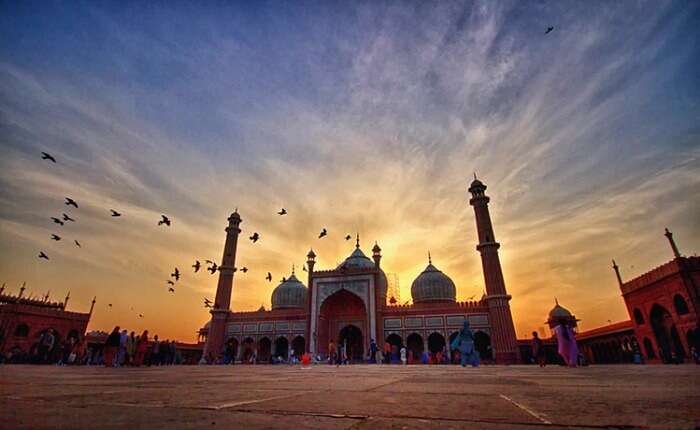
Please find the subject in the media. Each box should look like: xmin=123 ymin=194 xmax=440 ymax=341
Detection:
xmin=650 ymin=304 xmax=672 ymax=362
xmin=338 ymin=325 xmax=363 ymax=362
xmin=291 ymin=336 xmax=305 ymax=357
xmin=317 ymin=289 xmax=367 ymax=357
xmin=428 ymin=332 xmax=446 ymax=353
xmin=258 ymin=337 xmax=271 ymax=363
xmin=670 ymin=325 xmax=685 ymax=360
xmin=406 ymin=333 xmax=423 ymax=363
xmin=385 ymin=333 xmax=402 ymax=363
xmin=474 ymin=331 xmax=492 ymax=361
xmin=275 ymin=337 xmax=289 ymax=360
xmin=241 ymin=337 xmax=256 ymax=363
xmin=225 ymin=337 xmax=239 ymax=363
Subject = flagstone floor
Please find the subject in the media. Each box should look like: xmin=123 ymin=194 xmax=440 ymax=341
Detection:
xmin=1 ymin=364 xmax=698 ymax=429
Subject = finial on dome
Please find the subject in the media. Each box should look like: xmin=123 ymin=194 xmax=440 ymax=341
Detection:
xmin=555 ymin=297 xmax=559 ymax=306
xmin=356 ymin=233 xmax=360 ymax=248
xmin=292 ymin=264 xmax=295 ymax=275
xmin=474 ymin=172 xmax=477 ymax=180
xmin=428 ymin=250 xmax=432 ymax=265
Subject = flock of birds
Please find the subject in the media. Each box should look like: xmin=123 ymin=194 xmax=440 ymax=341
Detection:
xmin=37 ymin=151 xmax=363 ymax=314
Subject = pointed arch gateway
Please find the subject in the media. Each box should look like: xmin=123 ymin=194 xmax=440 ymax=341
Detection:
xmin=316 ymin=288 xmax=368 ymax=358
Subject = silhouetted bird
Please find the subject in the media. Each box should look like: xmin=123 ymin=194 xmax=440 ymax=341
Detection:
xmin=167 ymin=280 xmax=175 ymax=286
xmin=204 ymin=301 xmax=212 ymax=309
xmin=51 ymin=234 xmax=61 ymax=241
xmin=281 ymin=277 xmax=287 ymax=283
xmin=38 ymin=251 xmax=49 ymax=260
xmin=249 ymin=232 xmax=259 ymax=243
xmin=138 ymin=314 xmax=143 ymax=318
xmin=171 ymin=267 xmax=180 ymax=281
xmin=108 ymin=303 xmax=113 ymax=307
xmin=266 ymin=272 xmax=272 ymax=282
xmin=277 ymin=208 xmax=287 ymax=215
xmin=192 ymin=260 xmax=201 ymax=272
xmin=74 ymin=240 xmax=81 ymax=248
xmin=240 ymin=267 xmax=248 ymax=273
xmin=51 ymin=217 xmax=64 ymax=226
xmin=41 ymin=152 xmax=56 ymax=163
xmin=62 ymin=213 xmax=75 ymax=222
xmin=207 ymin=262 xmax=218 ymax=274
xmin=319 ymin=228 xmax=327 ymax=238
xmin=204 ymin=297 xmax=212 ymax=305
xmin=65 ymin=197 xmax=78 ymax=208
xmin=110 ymin=209 xmax=121 ymax=217
xmin=158 ymin=215 xmax=171 ymax=226
xmin=168 ymin=287 xmax=175 ymax=293
xmin=345 ymin=235 xmax=352 ymax=241
xmin=545 ymin=26 xmax=554 ymax=34
xmin=205 ymin=260 xmax=215 ymax=265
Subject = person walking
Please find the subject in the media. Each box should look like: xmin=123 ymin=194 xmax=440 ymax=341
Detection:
xmin=369 ymin=339 xmax=378 ymax=364
xmin=149 ymin=335 xmax=160 ymax=366
xmin=451 ymin=320 xmax=479 ymax=367
xmin=126 ymin=331 xmax=137 ymax=366
xmin=383 ymin=341 xmax=392 ymax=364
xmin=328 ymin=339 xmax=336 ymax=365
xmin=134 ymin=330 xmax=148 ymax=366
xmin=104 ymin=326 xmax=121 ymax=367
xmin=400 ymin=346 xmax=407 ymax=365
xmin=531 ymin=331 xmax=546 ymax=367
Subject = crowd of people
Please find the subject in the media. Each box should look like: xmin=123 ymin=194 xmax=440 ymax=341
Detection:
xmin=101 ymin=326 xmax=183 ymax=367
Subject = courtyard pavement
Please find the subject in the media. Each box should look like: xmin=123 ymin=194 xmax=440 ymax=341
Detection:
xmin=1 ymin=364 xmax=699 ymax=429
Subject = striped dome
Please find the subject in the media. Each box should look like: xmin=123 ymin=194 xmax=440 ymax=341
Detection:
xmin=271 ymin=273 xmax=307 ymax=310
xmin=410 ymin=262 xmax=456 ymax=303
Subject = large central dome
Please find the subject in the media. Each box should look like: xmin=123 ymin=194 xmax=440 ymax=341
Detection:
xmin=410 ymin=258 xmax=456 ymax=304
xmin=271 ymin=272 xmax=307 ymax=310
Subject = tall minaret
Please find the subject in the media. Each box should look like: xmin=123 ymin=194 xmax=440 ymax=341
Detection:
xmin=205 ymin=211 xmax=242 ymax=359
xmin=468 ymin=176 xmax=519 ymax=364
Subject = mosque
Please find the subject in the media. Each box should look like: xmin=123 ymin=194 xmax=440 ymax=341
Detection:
xmin=201 ymin=177 xmax=520 ymax=364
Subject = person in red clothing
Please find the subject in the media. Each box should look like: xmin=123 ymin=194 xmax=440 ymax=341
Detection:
xmin=134 ymin=330 xmax=149 ymax=366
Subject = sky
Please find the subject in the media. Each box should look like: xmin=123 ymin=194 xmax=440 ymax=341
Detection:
xmin=1 ymin=1 xmax=698 ymax=342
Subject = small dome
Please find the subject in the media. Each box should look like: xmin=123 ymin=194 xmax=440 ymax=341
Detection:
xmin=338 ymin=247 xmax=375 ymax=270
xmin=548 ymin=303 xmax=572 ymax=319
xmin=411 ymin=262 xmax=456 ymax=303
xmin=271 ymin=273 xmax=307 ymax=310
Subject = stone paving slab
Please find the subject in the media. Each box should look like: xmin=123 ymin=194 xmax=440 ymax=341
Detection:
xmin=1 ymin=364 xmax=698 ymax=429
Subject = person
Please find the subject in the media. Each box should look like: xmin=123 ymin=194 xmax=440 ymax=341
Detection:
xmin=126 ymin=332 xmax=136 ymax=366
xmin=400 ymin=346 xmax=407 ymax=365
xmin=375 ymin=346 xmax=384 ymax=365
xmin=690 ymin=346 xmax=699 ymax=364
xmin=531 ymin=331 xmax=545 ymax=367
xmin=328 ymin=339 xmax=336 ymax=365
xmin=104 ymin=326 xmax=121 ymax=367
xmin=369 ymin=339 xmax=378 ymax=364
xmin=118 ymin=329 xmax=128 ymax=366
xmin=149 ymin=334 xmax=160 ymax=366
xmin=289 ymin=348 xmax=295 ymax=365
xmin=38 ymin=329 xmax=55 ymax=364
xmin=451 ymin=320 xmax=479 ymax=367
xmin=553 ymin=319 xmax=578 ymax=367
xmin=134 ymin=330 xmax=148 ymax=366
xmin=336 ymin=343 xmax=344 ymax=367
xmin=383 ymin=341 xmax=391 ymax=364
xmin=169 ymin=341 xmax=177 ymax=365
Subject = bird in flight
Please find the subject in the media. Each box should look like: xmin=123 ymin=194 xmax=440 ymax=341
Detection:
xmin=110 ymin=209 xmax=121 ymax=217
xmin=277 ymin=208 xmax=287 ymax=215
xmin=319 ymin=228 xmax=327 ymax=238
xmin=171 ymin=267 xmax=180 ymax=281
xmin=240 ymin=267 xmax=248 ymax=273
xmin=207 ymin=262 xmax=218 ymax=274
xmin=545 ymin=26 xmax=554 ymax=34
xmin=74 ymin=240 xmax=81 ymax=248
xmin=204 ymin=300 xmax=212 ymax=309
xmin=168 ymin=287 xmax=175 ymax=293
xmin=138 ymin=314 xmax=143 ymax=318
xmin=38 ymin=251 xmax=49 ymax=260
xmin=51 ymin=234 xmax=61 ymax=241
xmin=249 ymin=232 xmax=259 ymax=243
xmin=167 ymin=280 xmax=175 ymax=286
xmin=51 ymin=217 xmax=64 ymax=226
xmin=41 ymin=152 xmax=56 ymax=163
xmin=62 ymin=213 xmax=75 ymax=222
xmin=192 ymin=260 xmax=201 ymax=273
xmin=65 ymin=197 xmax=78 ymax=208
xmin=266 ymin=272 xmax=272 ymax=282
xmin=280 ymin=277 xmax=287 ymax=283
xmin=108 ymin=303 xmax=113 ymax=307
xmin=158 ymin=215 xmax=171 ymax=226
xmin=345 ymin=234 xmax=352 ymax=241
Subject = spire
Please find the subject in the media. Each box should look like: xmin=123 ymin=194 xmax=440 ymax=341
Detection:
xmin=428 ymin=250 xmax=432 ymax=265
xmin=292 ymin=264 xmax=296 ymax=275
xmin=612 ymin=259 xmax=623 ymax=286
xmin=664 ymin=228 xmax=681 ymax=259
xmin=554 ymin=297 xmax=559 ymax=306
xmin=64 ymin=290 xmax=71 ymax=309
xmin=356 ymin=233 xmax=360 ymax=249
xmin=474 ymin=172 xmax=477 ymax=180
xmin=18 ymin=282 xmax=25 ymax=298
xmin=89 ymin=296 xmax=96 ymax=315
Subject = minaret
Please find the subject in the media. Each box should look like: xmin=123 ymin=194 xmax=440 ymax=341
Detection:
xmin=612 ymin=260 xmax=623 ymax=287
xmin=205 ymin=211 xmax=242 ymax=359
xmin=63 ymin=291 xmax=70 ymax=309
xmin=89 ymin=296 xmax=96 ymax=315
xmin=372 ymin=242 xmax=382 ymax=268
xmin=18 ymin=282 xmax=26 ymax=299
xmin=305 ymin=248 xmax=316 ymax=354
xmin=468 ymin=176 xmax=519 ymax=364
xmin=664 ymin=228 xmax=681 ymax=259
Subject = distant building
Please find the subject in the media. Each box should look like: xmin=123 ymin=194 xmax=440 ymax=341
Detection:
xmin=201 ymin=177 xmax=520 ymax=364
xmin=0 ymin=287 xmax=93 ymax=358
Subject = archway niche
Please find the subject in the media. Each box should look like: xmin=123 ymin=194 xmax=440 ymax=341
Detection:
xmin=406 ymin=333 xmax=423 ymax=362
xmin=428 ymin=332 xmax=446 ymax=354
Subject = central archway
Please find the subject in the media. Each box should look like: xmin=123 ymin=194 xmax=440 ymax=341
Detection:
xmin=338 ymin=325 xmax=364 ymax=362
xmin=317 ymin=289 xmax=367 ymax=357
xmin=650 ymin=304 xmax=672 ymax=362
